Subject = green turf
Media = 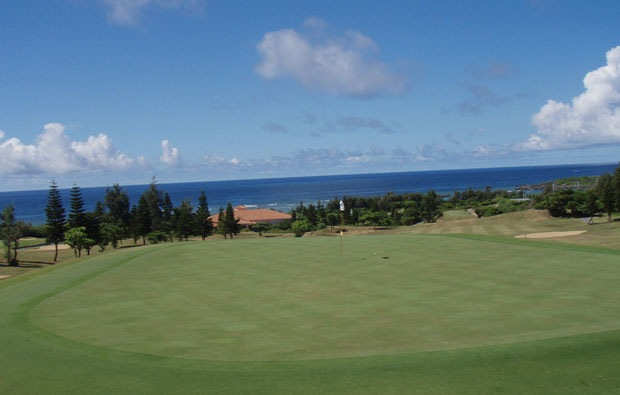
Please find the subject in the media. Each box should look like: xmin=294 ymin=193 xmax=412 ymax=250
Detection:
xmin=2 ymin=235 xmax=620 ymax=393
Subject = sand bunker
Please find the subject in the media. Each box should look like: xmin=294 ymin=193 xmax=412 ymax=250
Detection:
xmin=35 ymin=244 xmax=71 ymax=251
xmin=514 ymin=230 xmax=587 ymax=239
xmin=0 ymin=275 xmax=11 ymax=280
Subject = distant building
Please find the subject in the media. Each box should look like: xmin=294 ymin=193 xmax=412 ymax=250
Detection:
xmin=208 ymin=205 xmax=291 ymax=228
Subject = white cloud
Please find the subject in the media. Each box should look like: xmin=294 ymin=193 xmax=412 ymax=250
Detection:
xmin=255 ymin=25 xmax=407 ymax=97
xmin=0 ymin=123 xmax=136 ymax=175
xmin=72 ymin=133 xmax=134 ymax=169
xmin=517 ymin=45 xmax=620 ymax=151
xmin=229 ymin=157 xmax=241 ymax=165
xmin=100 ymin=0 xmax=203 ymax=26
xmin=160 ymin=139 xmax=180 ymax=165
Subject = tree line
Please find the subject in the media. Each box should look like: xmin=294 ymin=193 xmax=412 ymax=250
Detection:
xmin=1 ymin=178 xmax=244 ymax=265
xmin=533 ymin=165 xmax=620 ymax=223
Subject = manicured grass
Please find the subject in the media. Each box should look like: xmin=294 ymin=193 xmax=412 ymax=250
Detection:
xmin=2 ymin=234 xmax=620 ymax=393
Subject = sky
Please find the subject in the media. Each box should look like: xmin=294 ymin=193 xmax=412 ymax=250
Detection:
xmin=2 ymin=0 xmax=620 ymax=191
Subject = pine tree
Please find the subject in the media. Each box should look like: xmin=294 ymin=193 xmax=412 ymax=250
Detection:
xmin=174 ymin=198 xmax=195 ymax=241
xmin=195 ymin=190 xmax=213 ymax=240
xmin=1 ymin=204 xmax=20 ymax=265
xmin=136 ymin=195 xmax=152 ymax=245
xmin=143 ymin=178 xmax=164 ymax=232
xmin=597 ymin=173 xmax=615 ymax=222
xmin=217 ymin=207 xmax=227 ymax=239
xmin=104 ymin=184 xmax=130 ymax=228
xmin=223 ymin=203 xmax=240 ymax=239
xmin=161 ymin=192 xmax=174 ymax=238
xmin=68 ymin=184 xmax=86 ymax=228
xmin=45 ymin=180 xmax=66 ymax=262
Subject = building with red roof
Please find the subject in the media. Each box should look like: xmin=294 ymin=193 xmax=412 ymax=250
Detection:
xmin=208 ymin=205 xmax=291 ymax=228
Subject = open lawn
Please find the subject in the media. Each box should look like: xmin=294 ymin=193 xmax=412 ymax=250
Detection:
xmin=2 ymin=234 xmax=620 ymax=393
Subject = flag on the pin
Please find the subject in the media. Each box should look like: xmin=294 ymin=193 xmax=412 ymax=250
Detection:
xmin=339 ymin=200 xmax=345 ymax=212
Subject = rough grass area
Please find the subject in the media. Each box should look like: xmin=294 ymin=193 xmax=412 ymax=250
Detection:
xmin=2 ymin=235 xmax=620 ymax=393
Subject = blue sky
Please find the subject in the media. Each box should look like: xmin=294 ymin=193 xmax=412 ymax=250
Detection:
xmin=2 ymin=0 xmax=620 ymax=191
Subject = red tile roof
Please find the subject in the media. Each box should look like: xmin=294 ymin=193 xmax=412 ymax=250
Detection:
xmin=209 ymin=206 xmax=291 ymax=225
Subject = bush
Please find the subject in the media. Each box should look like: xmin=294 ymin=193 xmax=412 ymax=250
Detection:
xmin=147 ymin=231 xmax=169 ymax=244
xmin=291 ymin=220 xmax=312 ymax=237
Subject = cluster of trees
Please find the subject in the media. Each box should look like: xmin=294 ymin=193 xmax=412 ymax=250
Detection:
xmin=0 ymin=205 xmax=29 ymax=265
xmin=216 ymin=203 xmax=241 ymax=239
xmin=442 ymin=187 xmax=529 ymax=218
xmin=41 ymin=179 xmax=219 ymax=262
xmin=534 ymin=166 xmax=620 ymax=222
xmin=275 ymin=191 xmax=443 ymax=237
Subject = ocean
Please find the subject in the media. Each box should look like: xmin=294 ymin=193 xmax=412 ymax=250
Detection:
xmin=1 ymin=163 xmax=617 ymax=225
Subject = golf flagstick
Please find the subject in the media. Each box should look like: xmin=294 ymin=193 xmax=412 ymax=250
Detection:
xmin=339 ymin=200 xmax=344 ymax=260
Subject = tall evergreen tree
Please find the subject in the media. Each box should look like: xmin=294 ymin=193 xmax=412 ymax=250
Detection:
xmin=136 ymin=195 xmax=152 ymax=245
xmin=613 ymin=165 xmax=620 ymax=209
xmin=143 ymin=177 xmax=164 ymax=232
xmin=104 ymin=184 xmax=130 ymax=228
xmin=68 ymin=184 xmax=86 ymax=228
xmin=597 ymin=173 xmax=615 ymax=222
xmin=217 ymin=207 xmax=227 ymax=239
xmin=161 ymin=192 xmax=174 ymax=238
xmin=195 ymin=190 xmax=213 ymax=240
xmin=174 ymin=198 xmax=195 ymax=241
xmin=1 ymin=204 xmax=24 ymax=265
xmin=45 ymin=180 xmax=66 ymax=262
xmin=223 ymin=202 xmax=241 ymax=239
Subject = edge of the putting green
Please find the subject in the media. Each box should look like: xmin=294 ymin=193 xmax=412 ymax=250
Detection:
xmin=5 ymin=233 xmax=620 ymax=372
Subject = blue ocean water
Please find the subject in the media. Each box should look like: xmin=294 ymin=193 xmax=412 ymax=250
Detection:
xmin=1 ymin=163 xmax=617 ymax=225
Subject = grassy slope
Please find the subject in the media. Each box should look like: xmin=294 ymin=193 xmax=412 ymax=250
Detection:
xmin=2 ymin=235 xmax=620 ymax=393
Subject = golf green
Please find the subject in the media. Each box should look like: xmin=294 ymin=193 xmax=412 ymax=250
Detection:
xmin=2 ymin=234 xmax=620 ymax=393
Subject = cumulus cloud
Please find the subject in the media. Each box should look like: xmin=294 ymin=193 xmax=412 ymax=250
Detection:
xmin=160 ymin=139 xmax=180 ymax=165
xmin=99 ymin=0 xmax=204 ymax=26
xmin=254 ymin=24 xmax=408 ymax=97
xmin=517 ymin=45 xmax=620 ymax=151
xmin=0 ymin=123 xmax=135 ymax=175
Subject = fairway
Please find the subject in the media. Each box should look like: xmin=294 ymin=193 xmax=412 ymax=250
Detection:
xmin=2 ymin=234 xmax=620 ymax=393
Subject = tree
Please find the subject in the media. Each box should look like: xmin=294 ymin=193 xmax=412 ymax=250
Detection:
xmin=597 ymin=173 xmax=615 ymax=222
xmin=64 ymin=227 xmax=94 ymax=258
xmin=195 ymin=190 xmax=214 ymax=240
xmin=68 ymin=184 xmax=86 ymax=229
xmin=359 ymin=210 xmax=390 ymax=229
xmin=161 ymin=192 xmax=174 ymax=239
xmin=614 ymin=166 xmax=620 ymax=209
xmin=82 ymin=212 xmax=101 ymax=255
xmin=104 ymin=184 xmax=130 ymax=228
xmin=326 ymin=212 xmax=339 ymax=232
xmin=100 ymin=223 xmax=123 ymax=249
xmin=291 ymin=219 xmax=312 ymax=237
xmin=251 ymin=223 xmax=269 ymax=236
xmin=1 ymin=204 xmax=25 ymax=265
xmin=146 ymin=231 xmax=168 ymax=244
xmin=217 ymin=207 xmax=227 ymax=239
xmin=422 ymin=190 xmax=440 ymax=223
xmin=174 ymin=198 xmax=194 ymax=241
xmin=143 ymin=177 xmax=164 ymax=232
xmin=222 ymin=203 xmax=241 ymax=239
xmin=135 ymin=195 xmax=151 ymax=245
xmin=583 ymin=189 xmax=600 ymax=224
xmin=45 ymin=180 xmax=66 ymax=262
